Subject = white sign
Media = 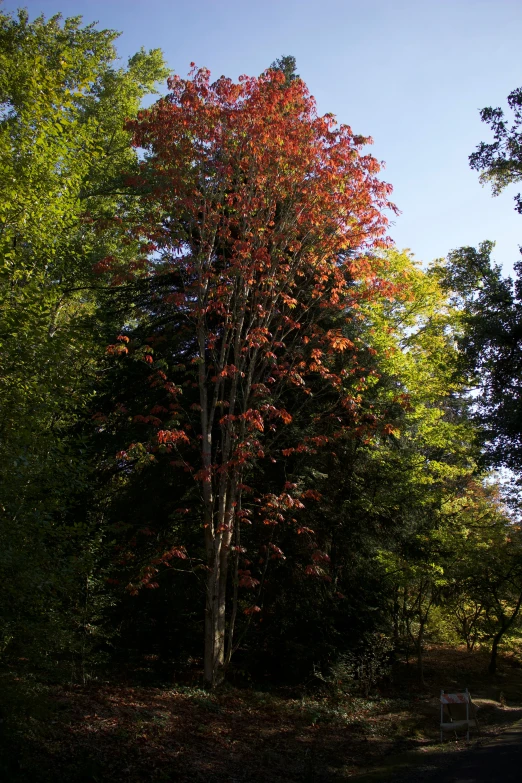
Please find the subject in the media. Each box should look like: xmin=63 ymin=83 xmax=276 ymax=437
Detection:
xmin=440 ymin=692 xmax=470 ymax=705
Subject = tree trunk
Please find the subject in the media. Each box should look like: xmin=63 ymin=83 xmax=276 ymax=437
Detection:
xmin=487 ymin=592 xmax=522 ymax=676
xmin=416 ymin=623 xmax=425 ymax=684
xmin=203 ymin=482 xmax=236 ymax=689
xmin=392 ymin=587 xmax=400 ymax=645
xmin=488 ymin=632 xmax=502 ymax=675
xmin=204 ymin=545 xmax=230 ymax=689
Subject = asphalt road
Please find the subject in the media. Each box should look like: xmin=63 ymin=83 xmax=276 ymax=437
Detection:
xmin=399 ymin=720 xmax=522 ymax=783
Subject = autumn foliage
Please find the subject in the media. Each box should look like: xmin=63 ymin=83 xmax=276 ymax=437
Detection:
xmin=7 ymin=13 xmax=522 ymax=775
xmin=108 ymin=65 xmax=400 ymax=686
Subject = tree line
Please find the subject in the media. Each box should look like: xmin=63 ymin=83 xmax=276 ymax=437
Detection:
xmin=2 ymin=10 xmax=522 ymax=690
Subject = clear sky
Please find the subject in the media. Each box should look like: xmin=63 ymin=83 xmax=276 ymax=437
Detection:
xmin=6 ymin=0 xmax=522 ymax=272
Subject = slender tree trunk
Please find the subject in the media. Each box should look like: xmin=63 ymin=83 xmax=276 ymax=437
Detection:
xmin=203 ymin=538 xmax=231 ymax=688
xmin=392 ymin=587 xmax=400 ymax=645
xmin=203 ymin=479 xmax=237 ymax=689
xmin=216 ymin=537 xmax=232 ymax=672
xmin=204 ymin=543 xmax=232 ymax=686
xmin=403 ymin=589 xmax=411 ymax=666
xmin=204 ymin=556 xmax=220 ymax=687
xmin=489 ymin=632 xmax=502 ymax=675
xmin=416 ymin=623 xmax=425 ymax=684
xmin=225 ymin=510 xmax=241 ymax=668
xmin=487 ymin=592 xmax=522 ymax=676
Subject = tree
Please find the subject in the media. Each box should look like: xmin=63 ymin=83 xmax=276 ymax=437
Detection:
xmin=470 ymin=86 xmax=522 ymax=214
xmin=481 ymin=545 xmax=522 ymax=675
xmin=442 ymin=81 xmax=522 ymax=473
xmin=0 ymin=9 xmax=167 ymax=437
xmin=348 ymin=249 xmax=481 ymax=680
xmin=451 ymin=503 xmax=522 ymax=675
xmin=433 ymin=243 xmax=522 ymax=470
xmin=95 ymin=248 xmax=491 ymax=685
xmin=111 ymin=64 xmax=396 ymax=687
xmin=0 ymin=8 xmax=168 ymax=670
xmin=435 ymin=81 xmax=522 ymax=471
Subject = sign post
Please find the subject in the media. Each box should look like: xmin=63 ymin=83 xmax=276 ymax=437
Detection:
xmin=440 ymin=689 xmax=476 ymax=742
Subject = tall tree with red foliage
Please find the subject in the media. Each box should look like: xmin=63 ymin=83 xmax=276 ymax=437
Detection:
xmin=117 ymin=65 xmax=397 ymax=687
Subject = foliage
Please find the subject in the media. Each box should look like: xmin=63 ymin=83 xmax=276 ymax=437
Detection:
xmin=328 ymin=633 xmax=394 ymax=697
xmin=433 ymin=243 xmax=522 ymax=470
xmin=98 ymin=245 xmax=490 ymax=684
xmin=105 ymin=63 xmax=397 ymax=686
xmin=0 ymin=23 xmax=519 ymax=702
xmin=0 ymin=7 xmax=168 ymax=672
xmin=269 ymin=54 xmax=299 ymax=84
xmin=470 ymin=86 xmax=522 ymax=213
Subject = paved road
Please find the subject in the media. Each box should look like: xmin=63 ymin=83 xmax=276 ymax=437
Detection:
xmin=400 ymin=720 xmax=522 ymax=783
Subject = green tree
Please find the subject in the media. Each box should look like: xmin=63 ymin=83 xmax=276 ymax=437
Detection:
xmin=0 ymin=8 xmax=168 ymax=671
xmin=269 ymin=55 xmax=299 ymax=84
xmin=235 ymin=249 xmax=481 ymax=682
xmin=433 ymin=243 xmax=522 ymax=470
xmin=470 ymin=86 xmax=522 ymax=214
xmin=442 ymin=84 xmax=522 ymax=472
xmin=442 ymin=489 xmax=522 ymax=674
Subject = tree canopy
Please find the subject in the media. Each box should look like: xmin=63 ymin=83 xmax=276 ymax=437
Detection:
xmin=1 ymin=10 xmax=521 ymax=699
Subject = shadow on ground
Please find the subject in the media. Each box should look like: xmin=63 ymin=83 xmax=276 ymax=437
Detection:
xmin=1 ymin=645 xmax=522 ymax=782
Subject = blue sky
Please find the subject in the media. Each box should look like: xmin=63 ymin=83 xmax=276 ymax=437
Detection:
xmin=7 ymin=0 xmax=522 ymax=272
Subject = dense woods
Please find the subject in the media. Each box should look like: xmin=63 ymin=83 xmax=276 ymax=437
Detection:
xmin=3 ymin=9 xmax=522 ymax=745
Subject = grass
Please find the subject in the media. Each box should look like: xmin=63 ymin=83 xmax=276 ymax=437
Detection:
xmin=1 ymin=645 xmax=522 ymax=782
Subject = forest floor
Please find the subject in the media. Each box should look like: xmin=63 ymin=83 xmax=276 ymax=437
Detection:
xmin=1 ymin=645 xmax=522 ymax=782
